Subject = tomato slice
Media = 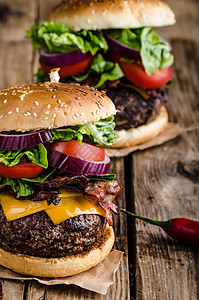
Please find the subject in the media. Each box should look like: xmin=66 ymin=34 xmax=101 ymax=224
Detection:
xmin=46 ymin=140 xmax=105 ymax=162
xmin=40 ymin=56 xmax=93 ymax=78
xmin=0 ymin=157 xmax=45 ymax=179
xmin=110 ymin=53 xmax=172 ymax=89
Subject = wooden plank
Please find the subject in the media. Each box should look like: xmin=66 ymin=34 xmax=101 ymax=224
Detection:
xmin=133 ymin=137 xmax=199 ymax=300
xmin=133 ymin=19 xmax=199 ymax=300
xmin=0 ymin=0 xmax=38 ymax=89
xmin=0 ymin=280 xmax=25 ymax=300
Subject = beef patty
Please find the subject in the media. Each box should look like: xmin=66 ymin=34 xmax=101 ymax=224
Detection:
xmin=107 ymin=87 xmax=162 ymax=130
xmin=0 ymin=206 xmax=107 ymax=258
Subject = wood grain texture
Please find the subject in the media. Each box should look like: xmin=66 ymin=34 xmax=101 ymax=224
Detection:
xmin=133 ymin=0 xmax=199 ymax=297
xmin=0 ymin=0 xmax=38 ymax=89
xmin=0 ymin=280 xmax=25 ymax=300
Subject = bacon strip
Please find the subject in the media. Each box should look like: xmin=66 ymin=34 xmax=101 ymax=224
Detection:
xmin=35 ymin=174 xmax=123 ymax=225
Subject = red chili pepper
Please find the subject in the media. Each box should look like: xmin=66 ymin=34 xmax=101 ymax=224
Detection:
xmin=121 ymin=209 xmax=199 ymax=247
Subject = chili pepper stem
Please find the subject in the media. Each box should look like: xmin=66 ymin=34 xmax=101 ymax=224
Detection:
xmin=121 ymin=209 xmax=170 ymax=233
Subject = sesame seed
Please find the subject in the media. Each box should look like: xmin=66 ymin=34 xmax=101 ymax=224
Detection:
xmin=4 ymin=99 xmax=7 ymax=103
xmin=76 ymin=97 xmax=81 ymax=100
xmin=26 ymin=112 xmax=31 ymax=116
xmin=0 ymin=92 xmax=4 ymax=95
xmin=75 ymin=113 xmax=79 ymax=117
xmin=4 ymin=92 xmax=7 ymax=95
xmin=80 ymin=112 xmax=85 ymax=116
xmin=52 ymin=95 xmax=56 ymax=98
xmin=45 ymin=111 xmax=50 ymax=115
xmin=57 ymin=99 xmax=62 ymax=104
xmin=62 ymin=104 xmax=67 ymax=108
xmin=19 ymin=95 xmax=25 ymax=101
xmin=8 ymin=111 xmax=12 ymax=115
xmin=24 ymin=113 xmax=29 ymax=117
xmin=53 ymin=113 xmax=56 ymax=118
xmin=91 ymin=111 xmax=96 ymax=116
xmin=0 ymin=115 xmax=2 ymax=119
xmin=16 ymin=108 xmax=19 ymax=113
xmin=54 ymin=107 xmax=58 ymax=111
xmin=33 ymin=112 xmax=37 ymax=117
xmin=29 ymin=90 xmax=33 ymax=93
xmin=44 ymin=116 xmax=49 ymax=120
xmin=35 ymin=101 xmax=39 ymax=106
xmin=96 ymin=110 xmax=100 ymax=115
xmin=73 ymin=116 xmax=77 ymax=120
xmin=47 ymin=104 xmax=51 ymax=108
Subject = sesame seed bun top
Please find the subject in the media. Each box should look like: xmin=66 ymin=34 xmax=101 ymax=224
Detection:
xmin=0 ymin=82 xmax=116 ymax=132
xmin=49 ymin=0 xmax=175 ymax=31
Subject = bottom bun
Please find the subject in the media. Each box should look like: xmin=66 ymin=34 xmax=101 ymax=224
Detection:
xmin=0 ymin=225 xmax=114 ymax=277
xmin=111 ymin=105 xmax=168 ymax=148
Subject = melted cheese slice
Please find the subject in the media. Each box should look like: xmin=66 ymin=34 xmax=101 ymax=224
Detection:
xmin=0 ymin=189 xmax=105 ymax=224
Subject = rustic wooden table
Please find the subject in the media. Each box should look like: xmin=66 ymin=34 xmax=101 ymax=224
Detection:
xmin=0 ymin=0 xmax=198 ymax=299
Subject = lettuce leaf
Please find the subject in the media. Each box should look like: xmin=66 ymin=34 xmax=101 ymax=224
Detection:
xmin=0 ymin=168 xmax=56 ymax=198
xmin=0 ymin=144 xmax=48 ymax=168
xmin=106 ymin=27 xmax=174 ymax=75
xmin=84 ymin=115 xmax=118 ymax=146
xmin=26 ymin=22 xmax=108 ymax=55
xmin=0 ymin=177 xmax=34 ymax=198
xmin=51 ymin=115 xmax=118 ymax=146
xmin=73 ymin=54 xmax=124 ymax=87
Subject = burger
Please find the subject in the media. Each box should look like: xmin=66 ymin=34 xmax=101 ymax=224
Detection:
xmin=0 ymin=70 xmax=123 ymax=277
xmin=27 ymin=0 xmax=175 ymax=148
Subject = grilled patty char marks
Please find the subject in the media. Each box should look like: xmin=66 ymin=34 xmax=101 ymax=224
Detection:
xmin=0 ymin=207 xmax=107 ymax=258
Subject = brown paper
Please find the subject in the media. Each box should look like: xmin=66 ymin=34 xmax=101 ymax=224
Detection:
xmin=105 ymin=122 xmax=199 ymax=157
xmin=0 ymin=249 xmax=123 ymax=295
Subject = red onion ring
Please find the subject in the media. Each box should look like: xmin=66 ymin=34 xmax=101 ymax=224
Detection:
xmin=39 ymin=49 xmax=92 ymax=67
xmin=105 ymin=33 xmax=141 ymax=61
xmin=0 ymin=130 xmax=53 ymax=150
xmin=47 ymin=148 xmax=110 ymax=175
